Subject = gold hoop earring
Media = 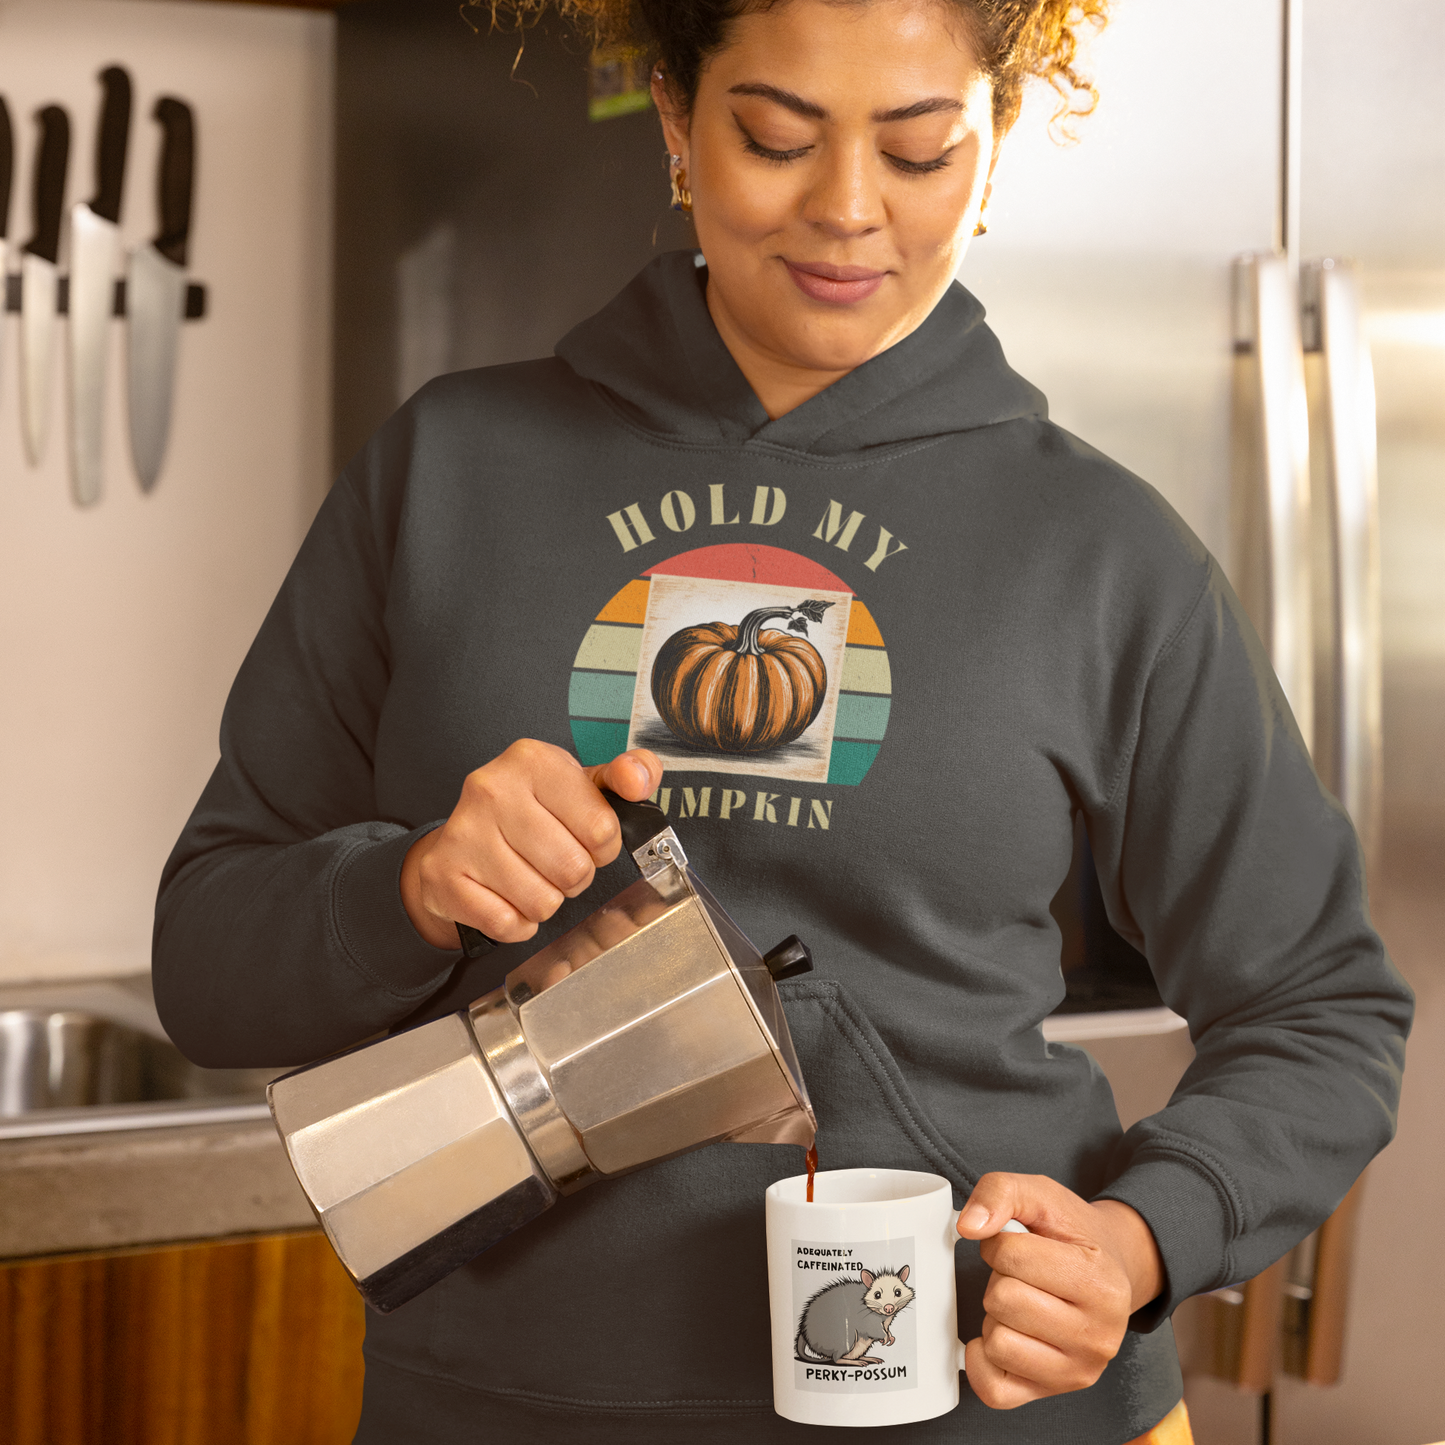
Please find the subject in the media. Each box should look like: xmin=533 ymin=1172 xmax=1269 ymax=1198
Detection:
xmin=669 ymin=159 xmax=693 ymax=214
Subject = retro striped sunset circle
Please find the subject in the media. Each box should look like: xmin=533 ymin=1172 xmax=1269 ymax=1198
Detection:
xmin=568 ymin=543 xmax=891 ymax=786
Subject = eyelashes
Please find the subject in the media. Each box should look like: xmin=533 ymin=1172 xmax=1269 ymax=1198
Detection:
xmin=741 ymin=132 xmax=812 ymax=166
xmin=886 ymin=152 xmax=953 ymax=176
xmin=736 ymin=120 xmax=953 ymax=176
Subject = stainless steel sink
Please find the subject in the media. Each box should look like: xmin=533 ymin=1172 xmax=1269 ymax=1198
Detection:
xmin=0 ymin=976 xmax=279 ymax=1140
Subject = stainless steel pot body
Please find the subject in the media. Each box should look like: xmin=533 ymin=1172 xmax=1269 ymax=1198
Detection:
xmin=268 ymin=823 xmax=816 ymax=1312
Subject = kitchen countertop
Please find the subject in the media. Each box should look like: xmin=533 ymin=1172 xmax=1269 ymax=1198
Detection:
xmin=0 ymin=973 xmax=315 ymax=1260
xmin=0 ymin=1114 xmax=317 ymax=1260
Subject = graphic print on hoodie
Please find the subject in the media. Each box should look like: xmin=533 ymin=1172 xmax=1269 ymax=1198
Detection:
xmin=571 ymin=544 xmax=887 ymax=795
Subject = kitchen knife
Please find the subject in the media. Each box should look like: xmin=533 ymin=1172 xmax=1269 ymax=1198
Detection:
xmin=127 ymin=97 xmax=193 ymax=492
xmin=1 ymin=97 xmax=13 ymax=404
xmin=68 ymin=67 xmax=131 ymax=507
xmin=20 ymin=105 xmax=69 ymax=468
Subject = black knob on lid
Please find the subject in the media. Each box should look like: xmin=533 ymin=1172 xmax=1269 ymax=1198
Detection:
xmin=764 ymin=935 xmax=813 ymax=981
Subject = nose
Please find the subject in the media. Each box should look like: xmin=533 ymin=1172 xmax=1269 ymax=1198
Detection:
xmin=801 ymin=137 xmax=884 ymax=240
xmin=883 ymin=1304 xmax=894 ymax=1313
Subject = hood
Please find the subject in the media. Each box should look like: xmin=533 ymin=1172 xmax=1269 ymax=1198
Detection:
xmin=555 ymin=251 xmax=1046 ymax=458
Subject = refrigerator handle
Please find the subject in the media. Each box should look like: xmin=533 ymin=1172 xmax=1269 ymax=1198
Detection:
xmin=1232 ymin=253 xmax=1314 ymax=750
xmin=1301 ymin=258 xmax=1383 ymax=871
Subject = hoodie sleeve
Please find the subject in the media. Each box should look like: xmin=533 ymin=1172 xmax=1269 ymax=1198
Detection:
xmin=1085 ymin=559 xmax=1412 ymax=1328
xmin=152 ymin=407 xmax=462 ymax=1068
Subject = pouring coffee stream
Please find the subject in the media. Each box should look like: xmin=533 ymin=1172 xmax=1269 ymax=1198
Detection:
xmin=268 ymin=789 xmax=819 ymax=1312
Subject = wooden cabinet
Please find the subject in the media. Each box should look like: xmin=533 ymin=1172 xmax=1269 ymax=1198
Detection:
xmin=0 ymin=1232 xmax=365 ymax=1445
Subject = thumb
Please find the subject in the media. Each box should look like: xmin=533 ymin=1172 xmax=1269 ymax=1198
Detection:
xmin=585 ymin=749 xmax=663 ymax=803
xmin=956 ymin=1172 xmax=1070 ymax=1241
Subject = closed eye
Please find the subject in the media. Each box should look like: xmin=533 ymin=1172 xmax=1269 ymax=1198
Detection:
xmin=884 ymin=150 xmax=953 ymax=175
xmin=736 ymin=118 xmax=812 ymax=165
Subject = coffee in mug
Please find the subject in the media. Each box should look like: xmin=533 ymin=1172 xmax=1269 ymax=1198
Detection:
xmin=765 ymin=1167 xmax=1026 ymax=1427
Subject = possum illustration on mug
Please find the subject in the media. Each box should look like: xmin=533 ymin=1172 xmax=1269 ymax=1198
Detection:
xmin=794 ymin=1265 xmax=915 ymax=1365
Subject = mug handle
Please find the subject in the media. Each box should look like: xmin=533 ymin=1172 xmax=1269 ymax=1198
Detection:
xmin=953 ymin=1216 xmax=1029 ymax=1374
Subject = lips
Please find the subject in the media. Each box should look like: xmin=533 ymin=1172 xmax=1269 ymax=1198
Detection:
xmin=784 ymin=260 xmax=887 ymax=306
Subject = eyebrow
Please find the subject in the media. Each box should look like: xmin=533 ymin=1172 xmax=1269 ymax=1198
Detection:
xmin=728 ymin=83 xmax=963 ymax=125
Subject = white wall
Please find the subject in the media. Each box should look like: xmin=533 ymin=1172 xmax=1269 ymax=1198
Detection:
xmin=0 ymin=0 xmax=334 ymax=981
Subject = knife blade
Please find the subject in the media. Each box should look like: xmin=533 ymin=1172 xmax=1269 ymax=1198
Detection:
xmin=68 ymin=67 xmax=131 ymax=507
xmin=1 ymin=97 xmax=14 ymax=405
xmin=127 ymin=97 xmax=193 ymax=493
xmin=20 ymin=105 xmax=69 ymax=468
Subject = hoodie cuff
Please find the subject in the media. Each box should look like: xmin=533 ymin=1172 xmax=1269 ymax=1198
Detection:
xmin=1094 ymin=1154 xmax=1237 ymax=1332
xmin=332 ymin=822 xmax=460 ymax=998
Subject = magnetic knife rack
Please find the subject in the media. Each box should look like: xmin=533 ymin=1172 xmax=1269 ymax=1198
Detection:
xmin=3 ymin=274 xmax=207 ymax=318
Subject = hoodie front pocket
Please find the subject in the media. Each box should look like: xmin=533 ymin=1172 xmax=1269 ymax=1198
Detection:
xmin=779 ymin=978 xmax=981 ymax=1192
xmin=373 ymin=978 xmax=988 ymax=1412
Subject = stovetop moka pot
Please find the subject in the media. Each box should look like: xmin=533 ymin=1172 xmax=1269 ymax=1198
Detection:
xmin=267 ymin=794 xmax=817 ymax=1312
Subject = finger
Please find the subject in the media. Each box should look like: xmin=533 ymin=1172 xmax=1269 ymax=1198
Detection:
xmin=421 ymin=827 xmax=566 ymax=933
xmin=957 ymin=1172 xmax=1097 ymax=1245
xmin=981 ymin=1269 xmax=1090 ymax=1351
xmin=963 ymin=1335 xmax=1048 ymax=1411
xmin=517 ymin=749 xmax=625 ymax=866
xmin=585 ymin=749 xmax=664 ymax=803
xmin=494 ymin=797 xmax=601 ymax=900
xmin=975 ymin=1316 xmax=1094 ymax=1395
xmin=559 ymin=750 xmax=664 ymax=867
xmin=442 ymin=874 xmax=540 ymax=946
xmin=978 ymin=1256 xmax=1131 ymax=1385
xmin=466 ymin=834 xmax=569 ymax=924
xmin=977 ymin=1231 xmax=1119 ymax=1310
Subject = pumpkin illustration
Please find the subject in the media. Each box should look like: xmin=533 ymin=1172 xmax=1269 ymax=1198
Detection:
xmin=650 ymin=599 xmax=835 ymax=754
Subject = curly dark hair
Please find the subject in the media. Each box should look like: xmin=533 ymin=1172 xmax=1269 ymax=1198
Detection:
xmin=473 ymin=0 xmax=1109 ymax=136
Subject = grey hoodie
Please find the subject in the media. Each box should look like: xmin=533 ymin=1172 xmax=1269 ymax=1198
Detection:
xmin=154 ymin=253 xmax=1412 ymax=1443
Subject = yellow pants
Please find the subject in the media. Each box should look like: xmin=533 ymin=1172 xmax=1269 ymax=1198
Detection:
xmin=1126 ymin=1400 xmax=1193 ymax=1445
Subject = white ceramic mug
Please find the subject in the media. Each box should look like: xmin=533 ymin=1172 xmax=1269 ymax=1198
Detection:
xmin=765 ymin=1167 xmax=1027 ymax=1427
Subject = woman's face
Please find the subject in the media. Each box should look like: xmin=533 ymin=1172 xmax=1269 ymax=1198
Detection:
xmin=655 ymin=0 xmax=996 ymax=414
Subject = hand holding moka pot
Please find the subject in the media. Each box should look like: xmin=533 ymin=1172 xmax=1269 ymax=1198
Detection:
xmin=269 ymin=790 xmax=817 ymax=1314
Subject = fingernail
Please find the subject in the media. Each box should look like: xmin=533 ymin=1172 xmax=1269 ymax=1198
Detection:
xmin=960 ymin=1205 xmax=989 ymax=1232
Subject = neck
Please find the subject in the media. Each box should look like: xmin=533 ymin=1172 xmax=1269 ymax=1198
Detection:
xmin=705 ymin=282 xmax=853 ymax=420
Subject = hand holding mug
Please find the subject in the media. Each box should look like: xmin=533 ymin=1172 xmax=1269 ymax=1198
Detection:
xmin=956 ymin=1171 xmax=1165 ymax=1409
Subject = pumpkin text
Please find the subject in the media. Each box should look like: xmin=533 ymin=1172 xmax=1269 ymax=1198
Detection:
xmin=653 ymin=786 xmax=833 ymax=830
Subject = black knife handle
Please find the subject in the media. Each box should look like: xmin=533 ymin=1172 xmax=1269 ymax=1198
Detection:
xmin=451 ymin=791 xmax=667 ymax=957
xmin=25 ymin=105 xmax=69 ymax=264
xmin=153 ymin=97 xmax=194 ymax=267
xmin=0 ymin=97 xmax=13 ymax=242
xmin=90 ymin=66 xmax=132 ymax=224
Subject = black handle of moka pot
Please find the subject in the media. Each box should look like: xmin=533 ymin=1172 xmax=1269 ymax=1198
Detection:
xmin=454 ymin=790 xmax=671 ymax=958
xmin=601 ymin=789 xmax=669 ymax=855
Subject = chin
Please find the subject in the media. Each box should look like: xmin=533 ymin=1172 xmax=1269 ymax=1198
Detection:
xmin=771 ymin=320 xmax=904 ymax=376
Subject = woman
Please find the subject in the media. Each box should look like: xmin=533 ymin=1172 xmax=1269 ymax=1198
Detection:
xmin=153 ymin=1 xmax=1412 ymax=1441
